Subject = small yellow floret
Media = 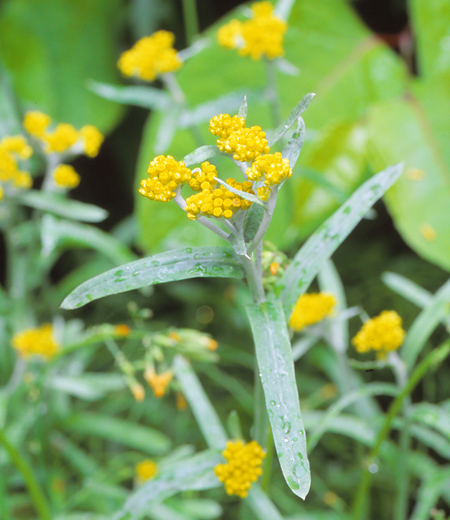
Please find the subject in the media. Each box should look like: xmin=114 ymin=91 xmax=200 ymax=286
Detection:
xmin=11 ymin=324 xmax=60 ymax=360
xmin=209 ymin=113 xmax=246 ymax=139
xmin=118 ymin=31 xmax=182 ymax=81
xmin=289 ymin=292 xmax=336 ymax=331
xmin=12 ymin=171 xmax=33 ymax=189
xmin=352 ymin=310 xmax=405 ymax=357
xmin=80 ymin=125 xmax=104 ymax=157
xmin=214 ymin=440 xmax=265 ymax=498
xmin=0 ymin=136 xmax=32 ymax=159
xmin=44 ymin=123 xmax=79 ymax=153
xmin=144 ymin=367 xmax=173 ymax=398
xmin=23 ymin=111 xmax=51 ymax=138
xmin=139 ymin=155 xmax=192 ymax=202
xmin=136 ymin=460 xmax=157 ymax=483
xmin=53 ymin=164 xmax=80 ymax=189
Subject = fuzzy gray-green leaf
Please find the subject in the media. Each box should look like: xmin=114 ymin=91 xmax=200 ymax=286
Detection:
xmin=276 ymin=163 xmax=403 ymax=318
xmin=61 ymin=246 xmax=243 ymax=309
xmin=246 ymin=300 xmax=311 ymax=499
xmin=88 ymin=80 xmax=170 ymax=110
xmin=183 ymin=145 xmax=222 ymax=167
xmin=267 ymin=93 xmax=314 ymax=146
xmin=243 ymin=204 xmax=265 ymax=244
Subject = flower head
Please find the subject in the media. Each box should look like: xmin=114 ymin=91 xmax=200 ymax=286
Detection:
xmin=23 ymin=111 xmax=52 ymax=138
xmin=184 ymin=178 xmax=253 ymax=220
xmin=11 ymin=324 xmax=60 ymax=360
xmin=188 ymin=162 xmax=218 ymax=192
xmin=44 ymin=123 xmax=79 ymax=153
xmin=135 ymin=459 xmax=157 ymax=483
xmin=53 ymin=164 xmax=80 ymax=189
xmin=0 ymin=135 xmax=33 ymax=191
xmin=218 ymin=1 xmax=287 ymax=61
xmin=209 ymin=113 xmax=270 ymax=162
xmin=352 ymin=310 xmax=405 ymax=358
xmin=247 ymin=152 xmax=292 ymax=186
xmin=139 ymin=155 xmax=192 ymax=202
xmin=144 ymin=367 xmax=173 ymax=398
xmin=80 ymin=125 xmax=104 ymax=158
xmin=289 ymin=292 xmax=336 ymax=331
xmin=118 ymin=31 xmax=182 ymax=81
xmin=215 ymin=440 xmax=266 ymax=498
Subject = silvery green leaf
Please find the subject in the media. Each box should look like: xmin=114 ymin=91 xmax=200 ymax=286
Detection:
xmin=178 ymin=37 xmax=210 ymax=61
xmin=229 ymin=233 xmax=247 ymax=255
xmin=267 ymin=93 xmax=314 ymax=146
xmin=154 ymin=104 xmax=183 ymax=154
xmin=274 ymin=0 xmax=297 ymax=20
xmin=245 ymin=485 xmax=284 ymax=520
xmin=282 ymin=116 xmax=305 ymax=168
xmin=183 ymin=145 xmax=222 ymax=166
xmin=214 ymin=177 xmax=265 ymax=207
xmin=87 ymin=80 xmax=170 ymax=110
xmin=61 ymin=246 xmax=243 ymax=309
xmin=276 ymin=163 xmax=403 ymax=319
xmin=246 ymin=300 xmax=310 ymax=499
xmin=238 ymin=95 xmax=248 ymax=119
xmin=275 ymin=58 xmax=300 ymax=76
xmin=173 ymin=355 xmax=228 ymax=450
xmin=178 ymin=90 xmax=250 ymax=128
xmin=382 ymin=271 xmax=433 ymax=309
xmin=243 ymin=204 xmax=265 ymax=244
xmin=113 ymin=450 xmax=222 ymax=520
xmin=16 ymin=190 xmax=108 ymax=222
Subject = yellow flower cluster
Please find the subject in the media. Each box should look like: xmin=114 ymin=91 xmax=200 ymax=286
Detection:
xmin=11 ymin=324 xmax=60 ymax=360
xmin=289 ymin=292 xmax=337 ymax=331
xmin=139 ymin=155 xmax=192 ymax=202
xmin=218 ymin=1 xmax=287 ymax=61
xmin=209 ymin=113 xmax=245 ymax=139
xmin=185 ymin=178 xmax=254 ymax=220
xmin=0 ymin=135 xmax=33 ymax=191
xmin=53 ymin=164 xmax=80 ymax=189
xmin=188 ymin=162 xmax=218 ymax=192
xmin=247 ymin=152 xmax=292 ymax=186
xmin=215 ymin=125 xmax=270 ymax=163
xmin=23 ymin=111 xmax=103 ymax=157
xmin=352 ymin=310 xmax=405 ymax=358
xmin=118 ymin=31 xmax=182 ymax=81
xmin=144 ymin=367 xmax=173 ymax=398
xmin=135 ymin=460 xmax=157 ymax=483
xmin=215 ymin=440 xmax=265 ymax=498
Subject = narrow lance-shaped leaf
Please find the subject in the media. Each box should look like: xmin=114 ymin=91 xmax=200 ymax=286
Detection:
xmin=267 ymin=93 xmax=314 ymax=146
xmin=87 ymin=80 xmax=171 ymax=110
xmin=61 ymin=246 xmax=243 ymax=309
xmin=154 ymin=104 xmax=183 ymax=154
xmin=214 ymin=177 xmax=265 ymax=207
xmin=238 ymin=95 xmax=248 ymax=119
xmin=245 ymin=485 xmax=284 ymax=520
xmin=16 ymin=191 xmax=108 ymax=223
xmin=246 ymin=300 xmax=311 ymax=499
xmin=282 ymin=116 xmax=305 ymax=169
xmin=243 ymin=204 xmax=265 ymax=245
xmin=113 ymin=450 xmax=222 ymax=520
xmin=173 ymin=355 xmax=228 ymax=450
xmin=183 ymin=145 xmax=222 ymax=167
xmin=276 ymin=163 xmax=403 ymax=319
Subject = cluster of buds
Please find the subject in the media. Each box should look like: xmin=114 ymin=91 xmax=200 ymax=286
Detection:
xmin=11 ymin=324 xmax=60 ymax=360
xmin=118 ymin=30 xmax=182 ymax=81
xmin=217 ymin=1 xmax=287 ymax=61
xmin=139 ymin=155 xmax=192 ymax=202
xmin=0 ymin=135 xmax=33 ymax=199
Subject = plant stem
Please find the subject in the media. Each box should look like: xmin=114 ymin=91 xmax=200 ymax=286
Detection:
xmin=247 ymin=186 xmax=280 ymax=255
xmin=181 ymin=0 xmax=199 ymax=47
xmin=351 ymin=341 xmax=450 ymax=520
xmin=0 ymin=428 xmax=52 ymax=520
xmin=265 ymin=58 xmax=281 ymax=127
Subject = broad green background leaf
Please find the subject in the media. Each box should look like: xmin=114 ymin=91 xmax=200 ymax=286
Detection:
xmin=0 ymin=0 xmax=124 ymax=131
xmin=135 ymin=0 xmax=407 ymax=253
xmin=246 ymin=300 xmax=310 ymax=499
xmin=61 ymin=246 xmax=243 ymax=309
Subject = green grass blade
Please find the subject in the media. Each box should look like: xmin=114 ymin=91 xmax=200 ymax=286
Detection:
xmin=401 ymin=278 xmax=450 ymax=371
xmin=276 ymin=163 xmax=403 ymax=319
xmin=113 ymin=450 xmax=222 ymax=520
xmin=173 ymin=355 xmax=228 ymax=450
xmin=382 ymin=271 xmax=433 ymax=309
xmin=61 ymin=246 xmax=243 ymax=309
xmin=60 ymin=412 xmax=171 ymax=455
xmin=246 ymin=300 xmax=311 ymax=499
